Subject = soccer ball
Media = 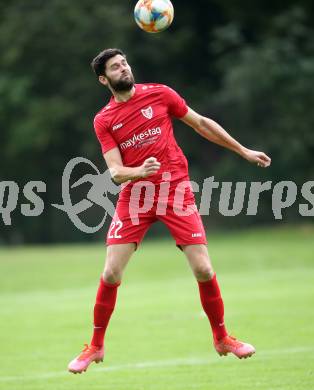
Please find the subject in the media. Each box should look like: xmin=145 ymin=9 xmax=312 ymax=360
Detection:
xmin=134 ymin=0 xmax=174 ymax=33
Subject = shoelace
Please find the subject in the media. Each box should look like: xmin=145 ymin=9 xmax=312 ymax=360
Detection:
xmin=226 ymin=336 xmax=243 ymax=348
xmin=78 ymin=344 xmax=97 ymax=360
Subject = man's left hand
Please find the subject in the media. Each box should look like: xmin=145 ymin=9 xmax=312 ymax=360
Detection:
xmin=243 ymin=149 xmax=271 ymax=168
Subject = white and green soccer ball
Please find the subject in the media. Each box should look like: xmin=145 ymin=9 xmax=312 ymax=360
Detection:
xmin=134 ymin=0 xmax=174 ymax=33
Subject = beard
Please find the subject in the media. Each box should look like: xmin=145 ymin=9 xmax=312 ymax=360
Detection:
xmin=107 ymin=72 xmax=135 ymax=92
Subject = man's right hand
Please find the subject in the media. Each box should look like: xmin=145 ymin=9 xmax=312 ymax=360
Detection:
xmin=139 ymin=157 xmax=161 ymax=178
xmin=104 ymin=148 xmax=161 ymax=183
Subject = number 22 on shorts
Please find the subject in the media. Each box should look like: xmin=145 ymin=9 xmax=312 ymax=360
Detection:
xmin=108 ymin=221 xmax=123 ymax=239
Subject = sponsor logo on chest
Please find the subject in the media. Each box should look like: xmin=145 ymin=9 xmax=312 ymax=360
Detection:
xmin=120 ymin=127 xmax=162 ymax=150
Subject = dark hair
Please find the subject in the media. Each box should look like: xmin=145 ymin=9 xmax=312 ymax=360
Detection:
xmin=91 ymin=48 xmax=126 ymax=77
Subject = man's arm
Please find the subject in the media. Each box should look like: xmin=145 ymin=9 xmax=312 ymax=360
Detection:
xmin=181 ymin=107 xmax=271 ymax=167
xmin=103 ymin=147 xmax=161 ymax=184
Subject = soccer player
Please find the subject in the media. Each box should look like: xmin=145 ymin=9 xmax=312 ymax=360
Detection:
xmin=68 ymin=48 xmax=271 ymax=374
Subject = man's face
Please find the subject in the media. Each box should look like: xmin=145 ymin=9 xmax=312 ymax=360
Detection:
xmin=101 ymin=54 xmax=135 ymax=92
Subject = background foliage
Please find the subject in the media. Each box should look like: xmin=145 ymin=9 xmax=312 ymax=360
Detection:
xmin=0 ymin=0 xmax=313 ymax=243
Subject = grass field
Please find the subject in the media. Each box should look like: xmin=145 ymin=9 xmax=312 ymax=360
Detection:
xmin=0 ymin=226 xmax=313 ymax=390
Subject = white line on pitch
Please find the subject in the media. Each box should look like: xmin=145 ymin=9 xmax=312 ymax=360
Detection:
xmin=0 ymin=346 xmax=313 ymax=382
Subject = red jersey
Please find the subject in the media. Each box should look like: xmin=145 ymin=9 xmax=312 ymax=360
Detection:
xmin=94 ymin=83 xmax=189 ymax=185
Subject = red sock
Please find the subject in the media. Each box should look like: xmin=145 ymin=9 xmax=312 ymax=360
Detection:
xmin=90 ymin=277 xmax=120 ymax=347
xmin=198 ymin=274 xmax=228 ymax=341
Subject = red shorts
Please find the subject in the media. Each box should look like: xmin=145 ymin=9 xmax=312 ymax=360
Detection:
xmin=106 ymin=181 xmax=207 ymax=248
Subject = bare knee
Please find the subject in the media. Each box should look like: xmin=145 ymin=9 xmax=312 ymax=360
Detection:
xmin=102 ymin=243 xmax=135 ymax=284
xmin=193 ymin=261 xmax=214 ymax=281
xmin=103 ymin=260 xmax=123 ymax=284
xmin=183 ymin=245 xmax=215 ymax=282
xmin=103 ymin=267 xmax=121 ymax=284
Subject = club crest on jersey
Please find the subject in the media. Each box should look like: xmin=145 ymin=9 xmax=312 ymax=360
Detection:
xmin=141 ymin=106 xmax=153 ymax=120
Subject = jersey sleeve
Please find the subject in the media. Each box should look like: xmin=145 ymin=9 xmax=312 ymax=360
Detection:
xmin=93 ymin=114 xmax=118 ymax=154
xmin=162 ymin=86 xmax=188 ymax=118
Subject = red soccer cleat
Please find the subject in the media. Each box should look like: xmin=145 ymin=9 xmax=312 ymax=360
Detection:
xmin=214 ymin=335 xmax=256 ymax=359
xmin=68 ymin=344 xmax=104 ymax=374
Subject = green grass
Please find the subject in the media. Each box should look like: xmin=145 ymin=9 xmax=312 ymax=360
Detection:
xmin=0 ymin=226 xmax=313 ymax=390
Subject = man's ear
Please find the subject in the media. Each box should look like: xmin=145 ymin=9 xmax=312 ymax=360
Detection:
xmin=99 ymin=75 xmax=108 ymax=86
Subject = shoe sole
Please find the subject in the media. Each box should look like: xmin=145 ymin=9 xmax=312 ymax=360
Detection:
xmin=218 ymin=351 xmax=255 ymax=359
xmin=68 ymin=358 xmax=104 ymax=374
